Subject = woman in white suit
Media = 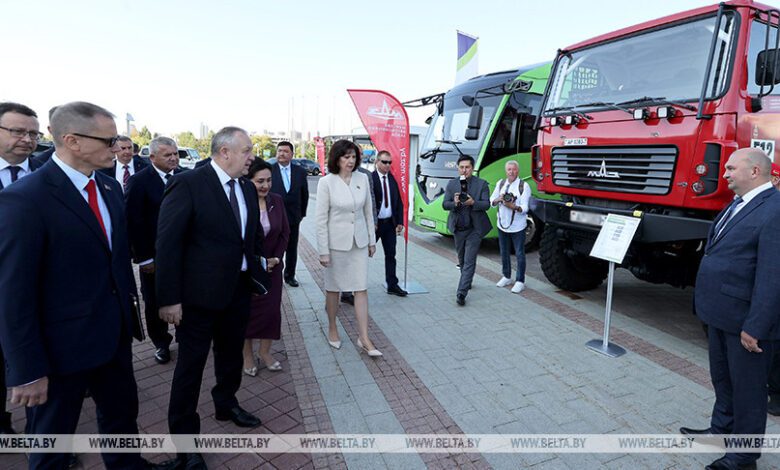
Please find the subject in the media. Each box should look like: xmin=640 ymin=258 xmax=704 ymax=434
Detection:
xmin=316 ymin=140 xmax=382 ymax=357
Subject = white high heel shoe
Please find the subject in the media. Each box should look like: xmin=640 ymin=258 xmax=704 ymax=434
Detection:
xmin=357 ymin=338 xmax=383 ymax=357
xmin=324 ymin=331 xmax=341 ymax=349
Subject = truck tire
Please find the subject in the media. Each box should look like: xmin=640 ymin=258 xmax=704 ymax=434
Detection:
xmin=539 ymin=225 xmax=608 ymax=292
xmin=524 ymin=213 xmax=543 ymax=252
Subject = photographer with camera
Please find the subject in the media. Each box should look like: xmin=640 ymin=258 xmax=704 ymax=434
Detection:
xmin=442 ymin=155 xmax=492 ymax=306
xmin=491 ymin=160 xmax=531 ymax=294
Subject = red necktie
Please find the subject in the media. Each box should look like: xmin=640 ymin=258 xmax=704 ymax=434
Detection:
xmin=85 ymin=180 xmax=108 ymax=239
xmin=382 ymin=175 xmax=389 ymax=209
xmin=122 ymin=164 xmax=130 ymax=191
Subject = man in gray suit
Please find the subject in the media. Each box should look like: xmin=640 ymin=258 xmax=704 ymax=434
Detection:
xmin=442 ymin=155 xmax=491 ymax=306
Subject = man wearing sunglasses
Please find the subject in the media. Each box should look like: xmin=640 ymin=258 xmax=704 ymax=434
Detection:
xmin=0 ymin=102 xmax=45 ymax=436
xmin=0 ymin=101 xmax=155 ymax=469
xmin=371 ymin=150 xmax=407 ymax=297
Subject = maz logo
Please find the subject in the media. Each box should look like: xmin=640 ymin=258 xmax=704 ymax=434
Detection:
xmin=366 ymin=99 xmax=405 ymax=121
xmin=587 ymin=160 xmax=620 ymax=178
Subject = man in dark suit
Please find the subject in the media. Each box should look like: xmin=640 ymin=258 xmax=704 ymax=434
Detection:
xmin=98 ymin=135 xmax=148 ymax=192
xmin=271 ymin=141 xmax=309 ymax=287
xmin=372 ymin=150 xmax=407 ymax=297
xmin=125 ymin=136 xmax=182 ymax=365
xmin=194 ymin=156 xmax=211 ymax=168
xmin=442 ymin=155 xmax=492 ymax=306
xmin=0 ymin=101 xmax=149 ymax=469
xmin=680 ymin=148 xmax=780 ymax=470
xmin=156 ymin=126 xmax=270 ymax=470
xmin=0 ymin=101 xmax=44 ymax=435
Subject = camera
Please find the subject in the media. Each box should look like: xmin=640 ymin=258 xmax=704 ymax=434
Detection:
xmin=458 ymin=175 xmax=470 ymax=203
xmin=502 ymin=192 xmax=516 ymax=203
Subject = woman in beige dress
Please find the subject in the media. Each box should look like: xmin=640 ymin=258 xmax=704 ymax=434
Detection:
xmin=315 ymin=140 xmax=382 ymax=357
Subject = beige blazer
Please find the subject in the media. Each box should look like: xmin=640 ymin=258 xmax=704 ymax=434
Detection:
xmin=316 ymin=172 xmax=377 ymax=255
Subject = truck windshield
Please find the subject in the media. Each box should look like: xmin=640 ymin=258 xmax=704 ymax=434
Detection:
xmin=421 ymin=94 xmax=502 ymax=156
xmin=544 ymin=13 xmax=736 ymax=114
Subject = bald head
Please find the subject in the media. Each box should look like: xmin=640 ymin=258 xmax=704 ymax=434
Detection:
xmin=723 ymin=148 xmax=772 ymax=196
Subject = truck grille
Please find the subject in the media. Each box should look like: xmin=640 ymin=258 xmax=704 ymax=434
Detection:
xmin=551 ymin=146 xmax=677 ymax=195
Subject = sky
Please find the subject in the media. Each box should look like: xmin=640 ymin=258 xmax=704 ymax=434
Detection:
xmin=1 ymin=0 xmax=723 ymax=139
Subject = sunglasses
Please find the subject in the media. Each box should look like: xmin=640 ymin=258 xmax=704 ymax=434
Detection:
xmin=72 ymin=133 xmax=119 ymax=148
xmin=379 ymin=160 xmax=392 ymax=165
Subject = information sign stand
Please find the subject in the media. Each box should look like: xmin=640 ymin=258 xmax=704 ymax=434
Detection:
xmin=585 ymin=213 xmax=641 ymax=358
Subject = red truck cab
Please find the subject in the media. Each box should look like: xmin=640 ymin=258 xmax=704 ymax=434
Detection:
xmin=534 ymin=0 xmax=780 ymax=291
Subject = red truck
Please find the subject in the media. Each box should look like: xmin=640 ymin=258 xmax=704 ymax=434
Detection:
xmin=533 ymin=0 xmax=780 ymax=291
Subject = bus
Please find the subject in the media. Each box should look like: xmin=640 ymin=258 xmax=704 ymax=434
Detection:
xmin=407 ymin=63 xmax=553 ymax=248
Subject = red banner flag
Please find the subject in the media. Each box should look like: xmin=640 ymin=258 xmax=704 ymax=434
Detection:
xmin=346 ymin=89 xmax=410 ymax=241
xmin=314 ymin=137 xmax=326 ymax=175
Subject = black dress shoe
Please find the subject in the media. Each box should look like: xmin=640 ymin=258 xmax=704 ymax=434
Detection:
xmin=456 ymin=294 xmax=466 ymax=306
xmin=154 ymin=347 xmax=171 ymax=364
xmin=679 ymin=426 xmax=712 ymax=436
xmin=169 ymin=453 xmax=207 ymax=470
xmin=340 ymin=293 xmax=355 ymax=305
xmin=68 ymin=453 xmax=78 ymax=468
xmin=143 ymin=457 xmax=182 ymax=470
xmin=387 ymin=285 xmax=408 ymax=297
xmin=705 ymin=456 xmax=756 ymax=470
xmin=214 ymin=406 xmax=261 ymax=428
xmin=0 ymin=412 xmax=15 ymax=435
xmin=285 ymin=277 xmax=299 ymax=287
xmin=769 ymin=396 xmax=780 ymax=416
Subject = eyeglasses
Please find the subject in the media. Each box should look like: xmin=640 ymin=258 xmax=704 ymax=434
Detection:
xmin=71 ymin=133 xmax=119 ymax=148
xmin=379 ymin=160 xmax=392 ymax=165
xmin=0 ymin=125 xmax=43 ymax=141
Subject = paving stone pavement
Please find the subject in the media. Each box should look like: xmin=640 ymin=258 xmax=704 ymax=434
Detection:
xmin=3 ymin=183 xmax=780 ymax=469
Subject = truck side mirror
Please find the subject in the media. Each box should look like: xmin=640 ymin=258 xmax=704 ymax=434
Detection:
xmin=755 ymin=49 xmax=780 ymax=86
xmin=464 ymin=104 xmax=483 ymax=140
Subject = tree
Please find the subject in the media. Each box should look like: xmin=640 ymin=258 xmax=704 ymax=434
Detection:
xmin=251 ymin=134 xmax=276 ymax=159
xmin=132 ymin=126 xmax=153 ymax=148
xmin=175 ymin=131 xmax=198 ymax=149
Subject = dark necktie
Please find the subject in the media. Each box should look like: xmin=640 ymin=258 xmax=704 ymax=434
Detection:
xmin=165 ymin=173 xmax=171 ymax=184
xmin=122 ymin=164 xmax=130 ymax=191
xmin=227 ymin=180 xmax=241 ymax=229
xmin=85 ymin=180 xmax=108 ymax=239
xmin=382 ymin=175 xmax=389 ymax=209
xmin=8 ymin=166 xmax=21 ymax=183
xmin=714 ymin=196 xmax=743 ymax=238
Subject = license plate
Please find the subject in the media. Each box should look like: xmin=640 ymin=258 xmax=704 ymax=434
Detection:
xmin=419 ymin=218 xmax=436 ymax=228
xmin=569 ymin=210 xmax=607 ymax=227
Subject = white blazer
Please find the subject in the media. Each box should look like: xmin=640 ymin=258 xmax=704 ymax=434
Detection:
xmin=316 ymin=172 xmax=376 ymax=255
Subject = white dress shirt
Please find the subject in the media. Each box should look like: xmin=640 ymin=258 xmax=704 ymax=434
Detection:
xmin=376 ymin=170 xmax=394 ymax=220
xmin=0 ymin=157 xmax=31 ymax=188
xmin=152 ymin=163 xmax=173 ymax=185
xmin=52 ymin=153 xmax=113 ymax=250
xmin=114 ymin=159 xmax=136 ymax=192
xmin=211 ymin=160 xmax=247 ymax=270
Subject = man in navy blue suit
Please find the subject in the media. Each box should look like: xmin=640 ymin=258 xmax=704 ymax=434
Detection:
xmin=0 ymin=101 xmax=149 ymax=469
xmin=125 ymin=136 xmax=182 ymax=365
xmin=680 ymin=148 xmax=780 ymax=470
xmin=156 ymin=127 xmax=269 ymax=470
xmin=98 ymin=135 xmax=148 ymax=192
xmin=0 ymin=101 xmax=44 ymax=435
xmin=372 ymin=150 xmax=407 ymax=297
xmin=270 ymin=141 xmax=309 ymax=287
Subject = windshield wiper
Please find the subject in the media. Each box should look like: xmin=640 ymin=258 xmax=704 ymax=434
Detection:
xmin=616 ymin=96 xmax=697 ymax=111
xmin=437 ymin=140 xmax=467 ymax=159
xmin=543 ymin=106 xmax=593 ymax=120
xmin=574 ymin=101 xmax=633 ymax=115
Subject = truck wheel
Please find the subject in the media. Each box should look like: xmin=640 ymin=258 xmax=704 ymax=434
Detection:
xmin=524 ymin=213 xmax=543 ymax=252
xmin=539 ymin=225 xmax=607 ymax=292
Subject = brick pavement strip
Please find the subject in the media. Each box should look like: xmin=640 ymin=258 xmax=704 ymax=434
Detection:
xmin=297 ymin=236 xmax=493 ymax=470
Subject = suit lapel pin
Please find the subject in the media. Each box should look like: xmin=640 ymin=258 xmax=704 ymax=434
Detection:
xmin=104 ymin=184 xmax=112 ymax=191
